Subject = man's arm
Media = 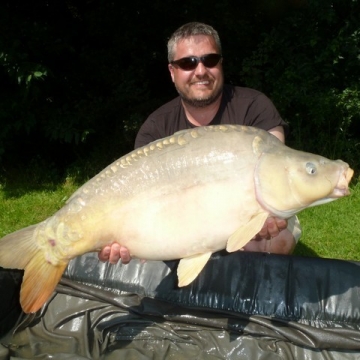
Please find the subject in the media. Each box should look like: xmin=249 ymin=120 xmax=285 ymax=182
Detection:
xmin=268 ymin=125 xmax=285 ymax=143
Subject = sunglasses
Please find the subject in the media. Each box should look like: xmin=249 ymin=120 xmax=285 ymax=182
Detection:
xmin=170 ymin=53 xmax=222 ymax=71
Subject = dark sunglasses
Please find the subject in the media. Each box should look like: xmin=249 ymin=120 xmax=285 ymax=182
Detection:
xmin=170 ymin=53 xmax=222 ymax=71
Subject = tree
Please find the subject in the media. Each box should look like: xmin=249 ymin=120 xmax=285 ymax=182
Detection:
xmin=240 ymin=0 xmax=360 ymax=169
xmin=0 ymin=0 xmax=359 ymax=177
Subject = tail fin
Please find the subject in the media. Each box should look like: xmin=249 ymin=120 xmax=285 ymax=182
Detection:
xmin=0 ymin=225 xmax=68 ymax=313
xmin=0 ymin=225 xmax=38 ymax=269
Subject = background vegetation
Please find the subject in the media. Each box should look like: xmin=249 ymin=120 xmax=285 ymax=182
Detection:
xmin=0 ymin=0 xmax=359 ymax=258
xmin=1 ymin=0 xmax=359 ymax=179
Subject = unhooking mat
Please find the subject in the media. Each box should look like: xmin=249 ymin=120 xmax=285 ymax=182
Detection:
xmin=1 ymin=251 xmax=360 ymax=359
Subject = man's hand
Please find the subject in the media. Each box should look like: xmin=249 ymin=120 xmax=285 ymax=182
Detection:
xmin=243 ymin=217 xmax=296 ymax=254
xmin=257 ymin=217 xmax=287 ymax=239
xmin=98 ymin=243 xmax=132 ymax=264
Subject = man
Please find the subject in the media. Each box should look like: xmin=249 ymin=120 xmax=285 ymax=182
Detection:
xmin=99 ymin=22 xmax=301 ymax=264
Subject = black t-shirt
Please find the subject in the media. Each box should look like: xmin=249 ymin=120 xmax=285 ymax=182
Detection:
xmin=135 ymin=85 xmax=288 ymax=149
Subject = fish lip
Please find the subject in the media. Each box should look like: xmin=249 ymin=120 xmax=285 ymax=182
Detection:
xmin=331 ymin=187 xmax=350 ymax=198
xmin=330 ymin=166 xmax=354 ymax=198
xmin=346 ymin=167 xmax=354 ymax=183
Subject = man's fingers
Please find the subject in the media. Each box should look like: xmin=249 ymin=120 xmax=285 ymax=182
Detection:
xmin=119 ymin=246 xmax=131 ymax=264
xmin=266 ymin=217 xmax=280 ymax=238
xmin=109 ymin=243 xmax=121 ymax=264
xmin=98 ymin=246 xmax=111 ymax=262
xmin=258 ymin=217 xmax=288 ymax=239
xmin=98 ymin=243 xmax=132 ymax=264
xmin=275 ymin=218 xmax=287 ymax=231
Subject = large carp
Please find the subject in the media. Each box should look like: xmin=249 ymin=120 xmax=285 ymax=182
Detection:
xmin=0 ymin=125 xmax=353 ymax=313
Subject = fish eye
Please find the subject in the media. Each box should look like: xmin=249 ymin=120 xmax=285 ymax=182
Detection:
xmin=306 ymin=162 xmax=317 ymax=175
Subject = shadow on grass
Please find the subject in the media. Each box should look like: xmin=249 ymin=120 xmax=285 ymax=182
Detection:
xmin=293 ymin=241 xmax=319 ymax=258
xmin=1 ymin=181 xmax=61 ymax=199
xmin=0 ymin=172 xmax=72 ymax=199
xmin=0 ymin=163 xmax=86 ymax=200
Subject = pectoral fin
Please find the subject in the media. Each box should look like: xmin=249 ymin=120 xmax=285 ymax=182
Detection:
xmin=226 ymin=212 xmax=268 ymax=252
xmin=177 ymin=252 xmax=212 ymax=287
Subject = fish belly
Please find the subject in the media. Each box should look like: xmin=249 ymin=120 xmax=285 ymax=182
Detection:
xmin=111 ymin=179 xmax=261 ymax=260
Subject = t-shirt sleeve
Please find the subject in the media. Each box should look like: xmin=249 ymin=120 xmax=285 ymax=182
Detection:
xmin=134 ymin=98 xmax=185 ymax=149
xmin=247 ymin=93 xmax=289 ymax=135
xmin=134 ymin=118 xmax=161 ymax=149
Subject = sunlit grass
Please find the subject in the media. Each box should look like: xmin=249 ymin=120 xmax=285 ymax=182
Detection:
xmin=0 ymin=178 xmax=78 ymax=237
xmin=294 ymin=180 xmax=360 ymax=261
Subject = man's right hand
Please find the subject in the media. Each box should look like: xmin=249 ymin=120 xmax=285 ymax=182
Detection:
xmin=98 ymin=243 xmax=132 ymax=264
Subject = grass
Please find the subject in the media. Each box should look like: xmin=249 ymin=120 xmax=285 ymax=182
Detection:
xmin=0 ymin=178 xmax=78 ymax=237
xmin=294 ymin=180 xmax=360 ymax=261
xmin=0 ymin=172 xmax=359 ymax=262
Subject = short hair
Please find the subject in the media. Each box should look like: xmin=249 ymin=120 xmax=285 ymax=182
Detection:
xmin=167 ymin=22 xmax=222 ymax=62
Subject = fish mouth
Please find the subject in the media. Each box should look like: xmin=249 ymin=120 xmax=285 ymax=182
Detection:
xmin=330 ymin=166 xmax=354 ymax=198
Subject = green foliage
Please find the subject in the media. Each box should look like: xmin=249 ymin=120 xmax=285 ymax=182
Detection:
xmin=240 ymin=0 xmax=360 ymax=171
xmin=0 ymin=0 xmax=359 ymax=177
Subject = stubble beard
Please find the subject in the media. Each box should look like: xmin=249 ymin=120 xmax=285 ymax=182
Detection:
xmin=176 ymin=85 xmax=223 ymax=108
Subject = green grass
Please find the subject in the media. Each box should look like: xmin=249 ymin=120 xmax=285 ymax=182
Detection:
xmin=294 ymin=180 xmax=360 ymax=261
xmin=0 ymin=178 xmax=78 ymax=237
xmin=0 ymin=173 xmax=359 ymax=262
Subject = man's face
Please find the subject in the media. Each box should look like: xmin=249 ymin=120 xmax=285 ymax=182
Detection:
xmin=168 ymin=35 xmax=224 ymax=107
